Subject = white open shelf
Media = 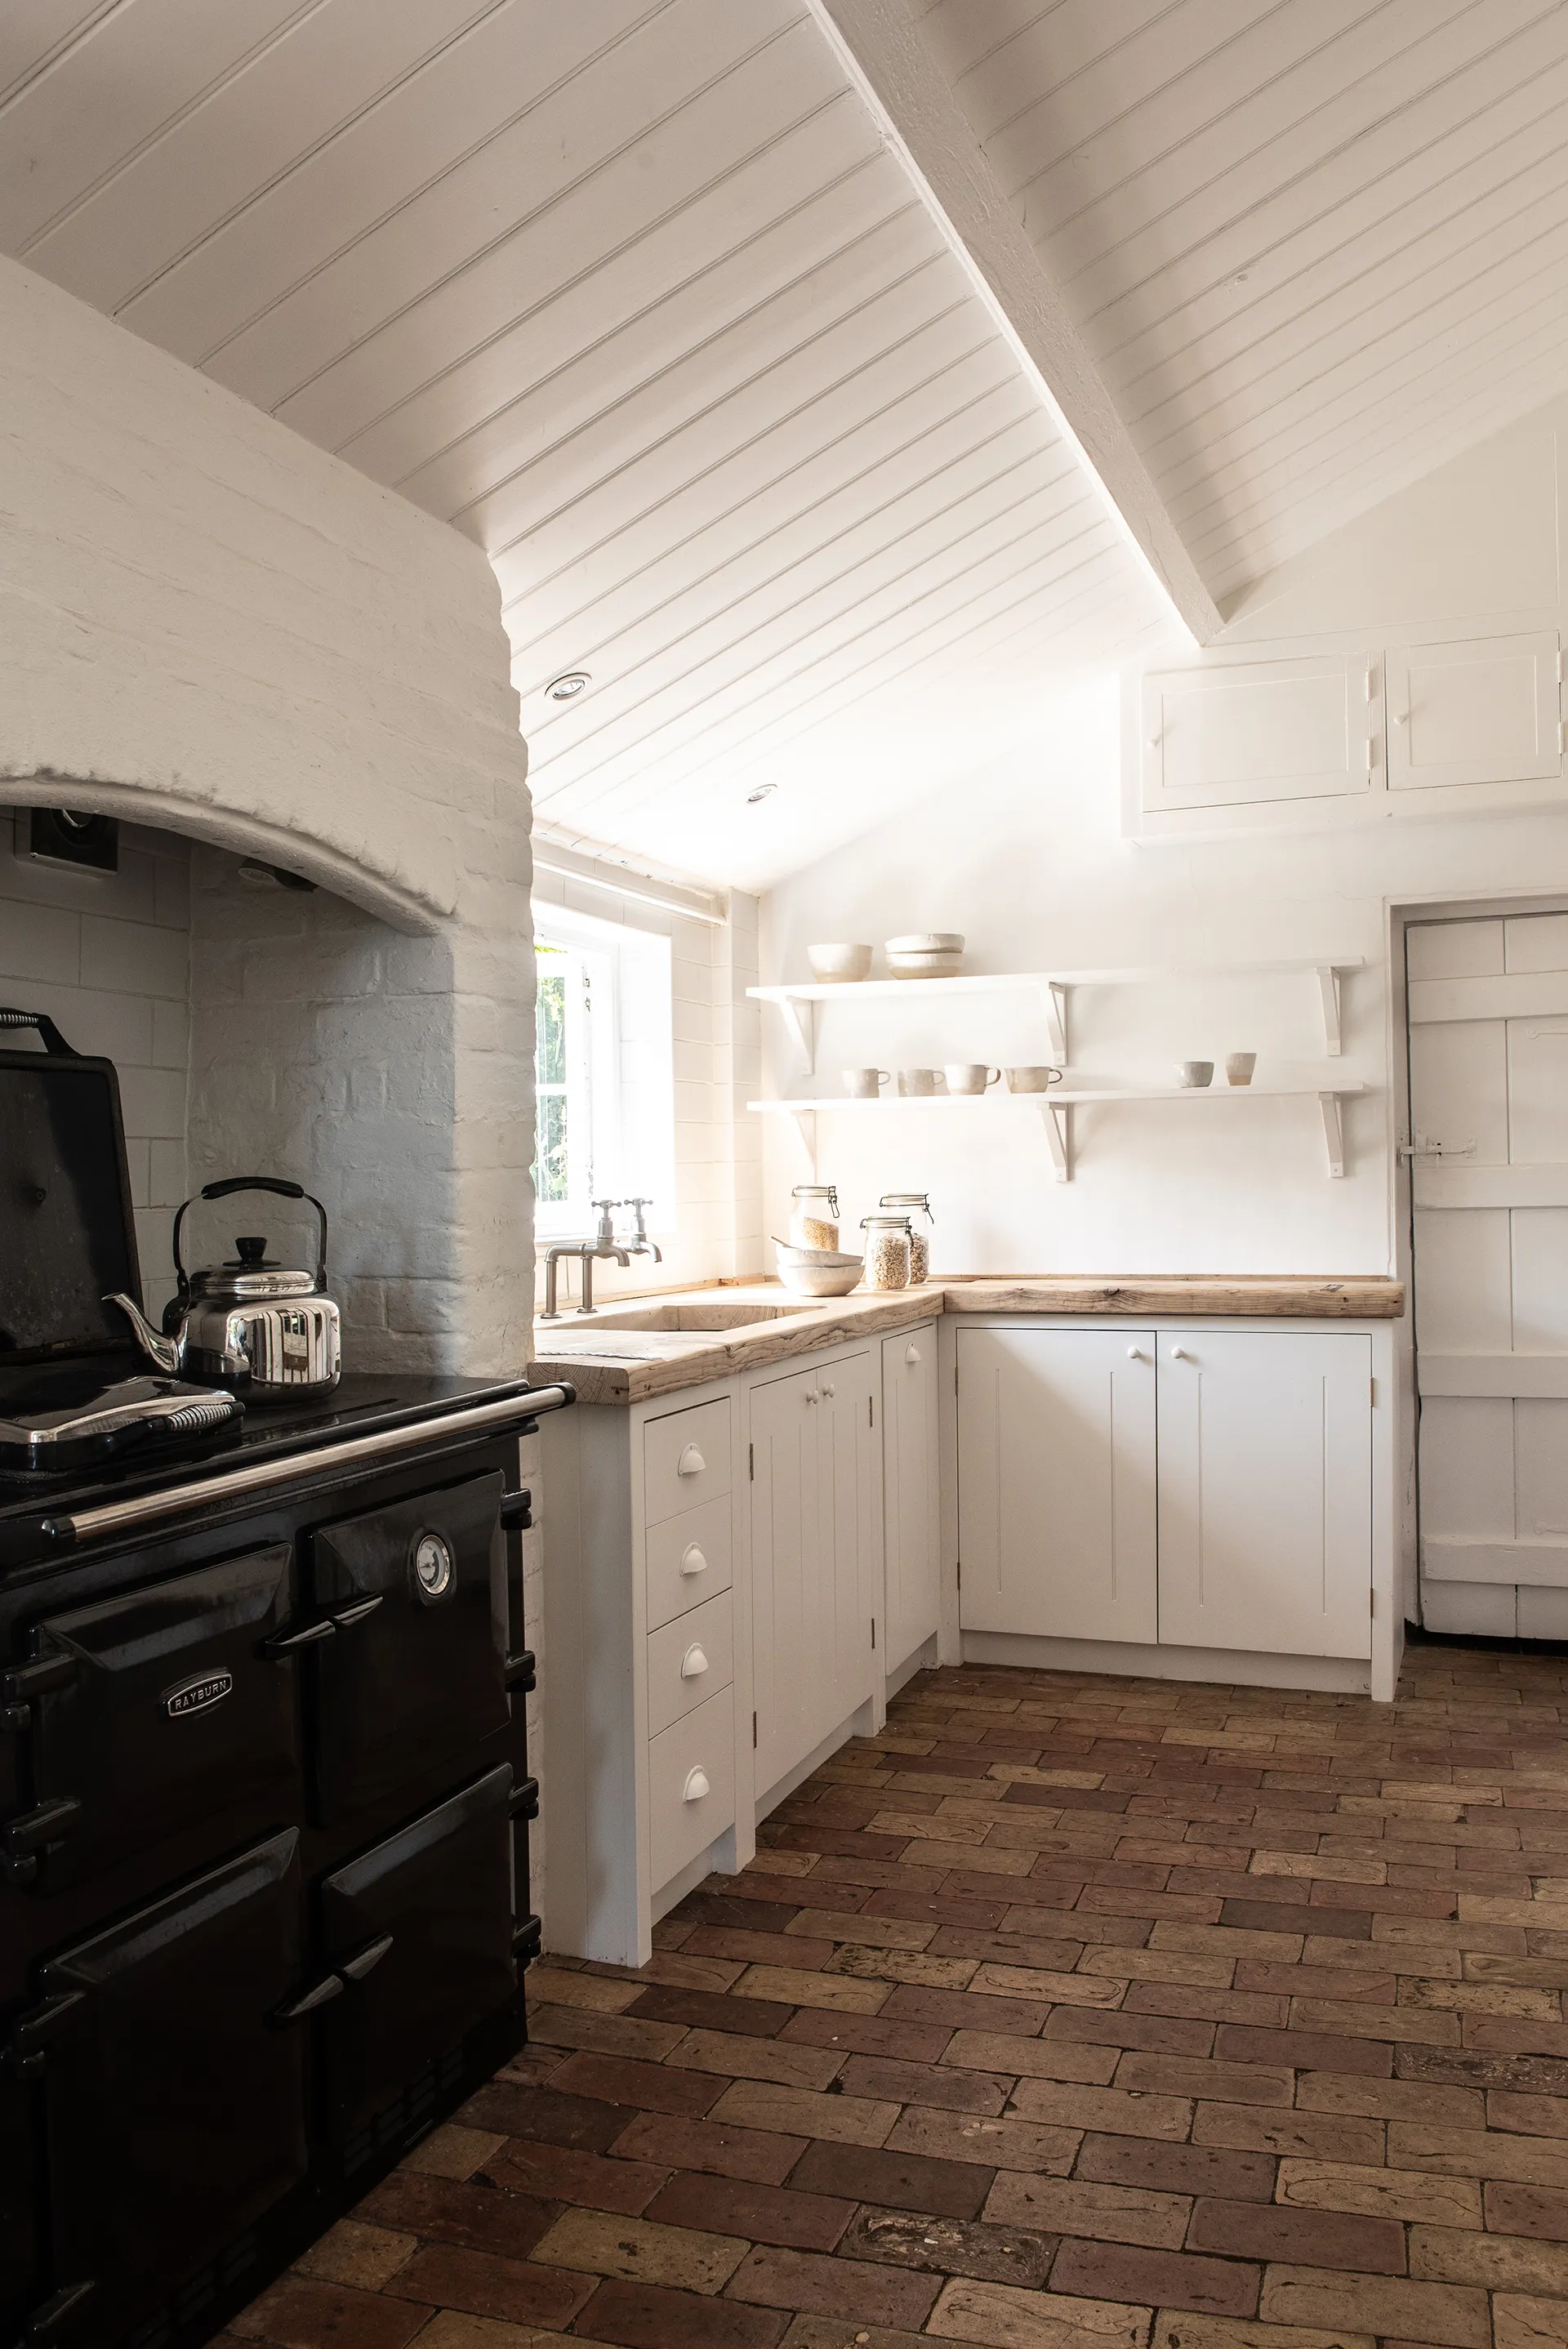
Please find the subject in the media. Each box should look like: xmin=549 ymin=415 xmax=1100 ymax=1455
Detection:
xmin=748 ymin=957 xmax=1365 ymax=1069
xmin=748 ymin=1080 xmax=1368 ymax=1181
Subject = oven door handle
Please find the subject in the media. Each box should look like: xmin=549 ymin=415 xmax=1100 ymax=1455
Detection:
xmin=261 ymin=1617 xmax=337 ymax=1658
xmin=329 ymin=1595 xmax=384 ymax=1632
xmin=273 ymin=1972 xmax=345 ymax=2023
xmin=505 ymin=1647 xmax=536 ymax=1692
xmin=340 ymin=1933 xmax=393 ymax=1982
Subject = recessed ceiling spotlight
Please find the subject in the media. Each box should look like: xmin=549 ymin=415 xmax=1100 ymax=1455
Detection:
xmin=546 ymin=671 xmax=590 ymax=702
xmin=746 ymin=782 xmax=777 ymax=804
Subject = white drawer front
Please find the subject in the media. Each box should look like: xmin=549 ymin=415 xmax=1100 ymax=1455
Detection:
xmin=647 ymin=1589 xmax=733 ymax=1739
xmin=647 ymin=1495 xmax=733 ymax=1633
xmin=648 ymin=1685 xmax=735 ymax=1892
xmin=644 ymin=1397 xmax=732 ymax=1527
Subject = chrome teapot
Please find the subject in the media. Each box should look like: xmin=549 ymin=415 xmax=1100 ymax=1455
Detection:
xmin=109 ymin=1176 xmax=341 ymax=1397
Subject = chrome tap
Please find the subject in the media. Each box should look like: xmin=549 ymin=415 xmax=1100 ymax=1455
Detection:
xmin=621 ymin=1197 xmax=662 ymax=1265
xmin=540 ymin=1198 xmax=632 ymax=1319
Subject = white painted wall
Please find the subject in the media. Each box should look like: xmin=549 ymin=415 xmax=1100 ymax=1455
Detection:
xmin=761 ymin=401 xmax=1568 ymax=1278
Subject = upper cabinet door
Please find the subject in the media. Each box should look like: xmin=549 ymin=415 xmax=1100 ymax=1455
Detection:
xmin=1141 ymin=653 xmax=1374 ymax=813
xmin=1156 ymin=1331 xmax=1371 ymax=1660
xmin=957 ymin=1327 xmax=1156 ymax=1643
xmin=1386 ymin=632 xmax=1562 ymax=792
xmin=880 ymin=1324 xmax=940 ymax=1674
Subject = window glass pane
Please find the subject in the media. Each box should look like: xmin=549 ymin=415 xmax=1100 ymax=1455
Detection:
xmin=535 ymin=1091 xmax=569 ymax=1205
xmin=536 ymin=952 xmax=567 ymax=1087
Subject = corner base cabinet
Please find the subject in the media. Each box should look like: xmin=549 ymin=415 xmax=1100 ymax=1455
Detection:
xmin=542 ymin=1322 xmax=939 ymax=1967
xmin=955 ymin=1316 xmax=1393 ymax=1691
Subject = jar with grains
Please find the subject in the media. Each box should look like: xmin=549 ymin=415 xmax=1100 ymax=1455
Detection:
xmin=880 ymin=1192 xmax=933 ymax=1284
xmin=790 ymin=1183 xmax=840 ymax=1251
xmin=861 ymin=1214 xmax=911 ymax=1291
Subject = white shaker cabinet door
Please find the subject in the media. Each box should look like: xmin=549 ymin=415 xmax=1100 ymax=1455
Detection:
xmin=1385 ymin=632 xmax=1561 ymax=792
xmin=1156 ymin=1332 xmax=1371 ymax=1658
xmin=956 ymin=1327 xmax=1157 ymax=1642
xmin=750 ymin=1353 xmax=875 ymax=1796
xmin=880 ymin=1325 xmax=940 ymax=1674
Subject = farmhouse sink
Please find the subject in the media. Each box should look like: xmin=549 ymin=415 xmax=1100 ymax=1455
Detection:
xmin=538 ymin=1299 xmax=819 ymax=1338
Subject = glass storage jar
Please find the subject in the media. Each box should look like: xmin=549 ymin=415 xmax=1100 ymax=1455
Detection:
xmin=861 ymin=1214 xmax=912 ymax=1291
xmin=790 ymin=1183 xmax=840 ymax=1251
xmin=880 ymin=1192 xmax=933 ymax=1284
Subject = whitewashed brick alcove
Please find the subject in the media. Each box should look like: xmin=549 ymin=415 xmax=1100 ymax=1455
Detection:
xmin=0 ymin=253 xmax=551 ymax=1862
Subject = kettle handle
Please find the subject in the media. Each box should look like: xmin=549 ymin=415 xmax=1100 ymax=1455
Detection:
xmin=172 ymin=1177 xmax=329 ymax=1303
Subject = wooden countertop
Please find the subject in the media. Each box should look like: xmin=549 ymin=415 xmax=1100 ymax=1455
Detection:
xmin=529 ymin=1275 xmax=1405 ymax=1406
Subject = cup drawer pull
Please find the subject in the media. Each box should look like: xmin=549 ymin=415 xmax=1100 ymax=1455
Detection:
xmin=679 ymin=1544 xmax=709 ymax=1577
xmin=677 ymin=1444 xmax=706 ymax=1478
xmin=680 ymin=1644 xmax=709 ymax=1679
xmin=683 ymin=1767 xmax=710 ymax=1803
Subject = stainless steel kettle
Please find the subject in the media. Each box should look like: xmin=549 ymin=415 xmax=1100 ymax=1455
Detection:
xmin=108 ymin=1176 xmax=341 ymax=1396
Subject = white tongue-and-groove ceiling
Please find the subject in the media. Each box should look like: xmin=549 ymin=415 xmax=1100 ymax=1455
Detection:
xmin=5 ymin=0 xmax=1568 ymax=888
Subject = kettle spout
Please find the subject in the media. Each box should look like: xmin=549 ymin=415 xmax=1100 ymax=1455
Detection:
xmin=105 ymin=1292 xmax=181 ymax=1376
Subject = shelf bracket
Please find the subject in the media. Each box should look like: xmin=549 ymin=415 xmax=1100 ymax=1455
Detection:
xmin=1318 ymin=1092 xmax=1345 ymax=1179
xmin=778 ymin=995 xmax=816 ymax=1077
xmin=1040 ymin=1099 xmax=1073 ymax=1182
xmin=1316 ymin=966 xmax=1343 ymax=1058
xmin=1038 ymin=982 xmax=1068 ymax=1063
xmin=787 ymin=1105 xmax=817 ymax=1170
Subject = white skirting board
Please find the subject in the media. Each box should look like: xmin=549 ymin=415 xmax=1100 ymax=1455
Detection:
xmin=963 ymin=1629 xmax=1373 ymax=1695
xmin=886 ymin=1634 xmax=939 ymax=1700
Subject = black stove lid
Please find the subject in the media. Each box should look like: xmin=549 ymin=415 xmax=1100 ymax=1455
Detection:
xmin=0 ymin=1010 xmax=141 ymax=1367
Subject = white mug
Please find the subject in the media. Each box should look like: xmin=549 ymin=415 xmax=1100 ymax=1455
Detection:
xmin=1225 ymin=1053 xmax=1257 ymax=1087
xmin=945 ymin=1063 xmax=1001 ymax=1095
xmin=843 ymin=1068 xmax=891 ymax=1098
xmin=898 ymin=1068 xmax=944 ymax=1097
xmin=1178 ymin=1061 xmax=1214 ymax=1089
xmin=1004 ymin=1066 xmax=1064 ymax=1094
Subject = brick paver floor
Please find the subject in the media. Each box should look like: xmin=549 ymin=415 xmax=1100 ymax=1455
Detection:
xmin=229 ymin=1646 xmax=1568 ymax=2349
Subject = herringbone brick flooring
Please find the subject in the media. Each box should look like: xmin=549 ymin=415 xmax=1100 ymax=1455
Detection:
xmin=230 ymin=1646 xmax=1568 ymax=2349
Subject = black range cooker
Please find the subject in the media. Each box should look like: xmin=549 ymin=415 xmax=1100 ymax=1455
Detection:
xmin=0 ymin=1014 xmax=571 ymax=2349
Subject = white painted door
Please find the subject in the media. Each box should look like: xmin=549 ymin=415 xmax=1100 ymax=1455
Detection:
xmin=1409 ymin=912 xmax=1568 ymax=1637
xmin=1156 ymin=1331 xmax=1371 ymax=1659
xmin=1386 ymin=634 xmax=1561 ymax=792
xmin=1141 ymin=653 xmax=1374 ymax=813
xmin=750 ymin=1353 xmax=875 ymax=1794
xmin=956 ymin=1327 xmax=1156 ymax=1643
xmin=880 ymin=1324 xmax=940 ymax=1674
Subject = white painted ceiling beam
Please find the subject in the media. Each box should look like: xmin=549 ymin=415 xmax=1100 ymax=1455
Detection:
xmin=803 ymin=0 xmax=1224 ymax=649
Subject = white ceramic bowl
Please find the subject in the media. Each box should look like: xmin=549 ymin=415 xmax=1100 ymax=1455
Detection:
xmin=808 ymin=942 xmax=873 ymax=983
xmin=773 ymin=1236 xmax=863 ymax=1268
xmin=778 ymin=1259 xmax=864 ymax=1298
xmin=886 ymin=949 xmax=964 ymax=980
xmin=885 ymin=933 xmax=964 ymax=954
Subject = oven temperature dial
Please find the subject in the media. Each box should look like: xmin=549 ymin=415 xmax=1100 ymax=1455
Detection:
xmin=412 ymin=1530 xmax=455 ymax=1602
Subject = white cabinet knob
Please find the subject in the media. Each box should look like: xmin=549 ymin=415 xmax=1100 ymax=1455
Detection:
xmin=1169 ymin=1345 xmax=1187 ymax=1360
xmin=821 ymin=1382 xmax=835 ymax=1399
xmin=680 ymin=1644 xmax=709 ymax=1679
xmin=682 ymin=1767 xmax=710 ymax=1803
xmin=905 ymin=1344 xmax=921 ymax=1365
xmin=1127 ymin=1346 xmax=1144 ymax=1361
xmin=677 ymin=1443 xmax=706 ymax=1477
xmin=804 ymin=1389 xmax=818 ymax=1405
xmin=679 ymin=1544 xmax=709 ymax=1578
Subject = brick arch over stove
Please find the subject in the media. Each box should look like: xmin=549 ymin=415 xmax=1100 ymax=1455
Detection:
xmin=0 ymin=254 xmax=537 ymax=1377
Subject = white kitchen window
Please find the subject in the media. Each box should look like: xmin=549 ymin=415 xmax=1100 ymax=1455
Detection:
xmin=532 ymin=907 xmax=675 ymax=1241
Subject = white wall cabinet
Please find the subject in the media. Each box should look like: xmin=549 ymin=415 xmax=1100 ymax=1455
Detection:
xmin=1156 ymin=1331 xmax=1372 ymax=1659
xmin=751 ymin=1349 xmax=878 ymax=1800
xmin=956 ymin=1323 xmax=1375 ymax=1665
xmin=1128 ymin=630 xmax=1565 ymax=840
xmin=880 ymin=1322 xmax=940 ymax=1677
xmin=956 ymin=1326 xmax=1157 ymax=1643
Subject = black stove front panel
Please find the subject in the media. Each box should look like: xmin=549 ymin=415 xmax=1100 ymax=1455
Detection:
xmin=307 ymin=1471 xmax=511 ymax=1823
xmin=319 ymin=1763 xmax=517 ymax=2144
xmin=38 ymin=1831 xmax=307 ymax=2342
xmin=17 ymin=1546 xmax=300 ymax=1896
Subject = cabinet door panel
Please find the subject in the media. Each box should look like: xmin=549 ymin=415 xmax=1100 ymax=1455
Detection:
xmin=751 ymin=1356 xmax=875 ymax=1796
xmin=1156 ymin=1332 xmax=1370 ymax=1658
xmin=881 ymin=1326 xmax=940 ymax=1670
xmin=957 ymin=1328 xmax=1156 ymax=1641
xmin=1142 ymin=655 xmax=1371 ymax=811
xmin=1387 ymin=632 xmax=1561 ymax=791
